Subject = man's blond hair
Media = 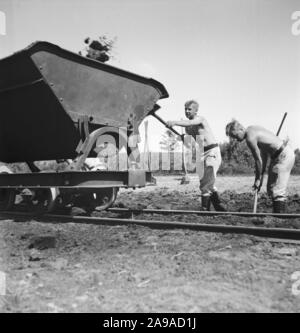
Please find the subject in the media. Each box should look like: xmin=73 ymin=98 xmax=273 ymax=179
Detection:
xmin=184 ymin=100 xmax=199 ymax=110
xmin=225 ymin=119 xmax=243 ymax=136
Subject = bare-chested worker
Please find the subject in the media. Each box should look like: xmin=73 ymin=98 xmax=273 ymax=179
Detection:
xmin=225 ymin=120 xmax=295 ymax=213
xmin=166 ymin=100 xmax=226 ymax=211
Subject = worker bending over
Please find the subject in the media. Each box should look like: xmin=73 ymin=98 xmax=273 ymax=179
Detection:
xmin=225 ymin=120 xmax=295 ymax=213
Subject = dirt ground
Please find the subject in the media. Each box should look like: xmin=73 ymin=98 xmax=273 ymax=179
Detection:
xmin=1 ymin=175 xmax=300 ymax=313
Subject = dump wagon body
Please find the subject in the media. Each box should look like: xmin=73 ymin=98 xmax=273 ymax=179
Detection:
xmin=0 ymin=41 xmax=168 ymax=163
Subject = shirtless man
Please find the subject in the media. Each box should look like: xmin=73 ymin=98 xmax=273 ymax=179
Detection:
xmin=225 ymin=120 xmax=295 ymax=213
xmin=167 ymin=100 xmax=226 ymax=211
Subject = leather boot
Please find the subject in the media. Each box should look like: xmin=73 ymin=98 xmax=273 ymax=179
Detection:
xmin=201 ymin=195 xmax=211 ymax=211
xmin=273 ymin=200 xmax=287 ymax=213
xmin=210 ymin=191 xmax=227 ymax=211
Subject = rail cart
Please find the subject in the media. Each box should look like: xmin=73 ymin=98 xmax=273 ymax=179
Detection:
xmin=0 ymin=41 xmax=168 ymax=212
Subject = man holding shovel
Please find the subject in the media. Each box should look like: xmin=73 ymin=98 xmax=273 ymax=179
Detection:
xmin=225 ymin=120 xmax=295 ymax=213
xmin=166 ymin=100 xmax=226 ymax=211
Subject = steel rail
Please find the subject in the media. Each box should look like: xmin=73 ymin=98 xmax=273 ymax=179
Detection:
xmin=1 ymin=211 xmax=300 ymax=240
xmin=107 ymin=207 xmax=300 ymax=219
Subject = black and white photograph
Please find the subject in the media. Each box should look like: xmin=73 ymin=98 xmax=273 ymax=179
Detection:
xmin=0 ymin=0 xmax=300 ymax=315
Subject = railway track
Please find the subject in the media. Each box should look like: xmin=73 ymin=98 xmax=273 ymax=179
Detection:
xmin=107 ymin=207 xmax=300 ymax=219
xmin=1 ymin=208 xmax=300 ymax=241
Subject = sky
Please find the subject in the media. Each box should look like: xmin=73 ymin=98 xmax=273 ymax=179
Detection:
xmin=0 ymin=0 xmax=300 ymax=151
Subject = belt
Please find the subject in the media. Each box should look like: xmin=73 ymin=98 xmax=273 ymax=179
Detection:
xmin=204 ymin=143 xmax=218 ymax=152
xmin=271 ymin=141 xmax=288 ymax=160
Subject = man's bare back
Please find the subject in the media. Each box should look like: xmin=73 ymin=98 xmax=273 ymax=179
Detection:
xmin=225 ymin=119 xmax=295 ymax=213
xmin=245 ymin=126 xmax=283 ymax=157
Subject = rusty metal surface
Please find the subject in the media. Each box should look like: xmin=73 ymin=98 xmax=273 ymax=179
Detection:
xmin=0 ymin=41 xmax=168 ymax=163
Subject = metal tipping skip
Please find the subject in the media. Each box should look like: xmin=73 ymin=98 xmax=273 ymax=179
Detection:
xmin=0 ymin=41 xmax=170 ymax=213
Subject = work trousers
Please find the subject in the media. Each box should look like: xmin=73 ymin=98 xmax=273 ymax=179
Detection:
xmin=199 ymin=146 xmax=222 ymax=196
xmin=267 ymin=144 xmax=295 ymax=201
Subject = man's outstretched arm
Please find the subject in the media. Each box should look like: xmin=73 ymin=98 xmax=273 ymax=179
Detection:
xmin=166 ymin=116 xmax=204 ymax=128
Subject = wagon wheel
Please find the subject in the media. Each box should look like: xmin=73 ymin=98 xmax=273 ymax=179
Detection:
xmin=0 ymin=188 xmax=16 ymax=211
xmin=0 ymin=166 xmax=16 ymax=211
xmin=74 ymin=187 xmax=119 ymax=212
xmin=93 ymin=187 xmax=119 ymax=211
xmin=30 ymin=188 xmax=59 ymax=213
